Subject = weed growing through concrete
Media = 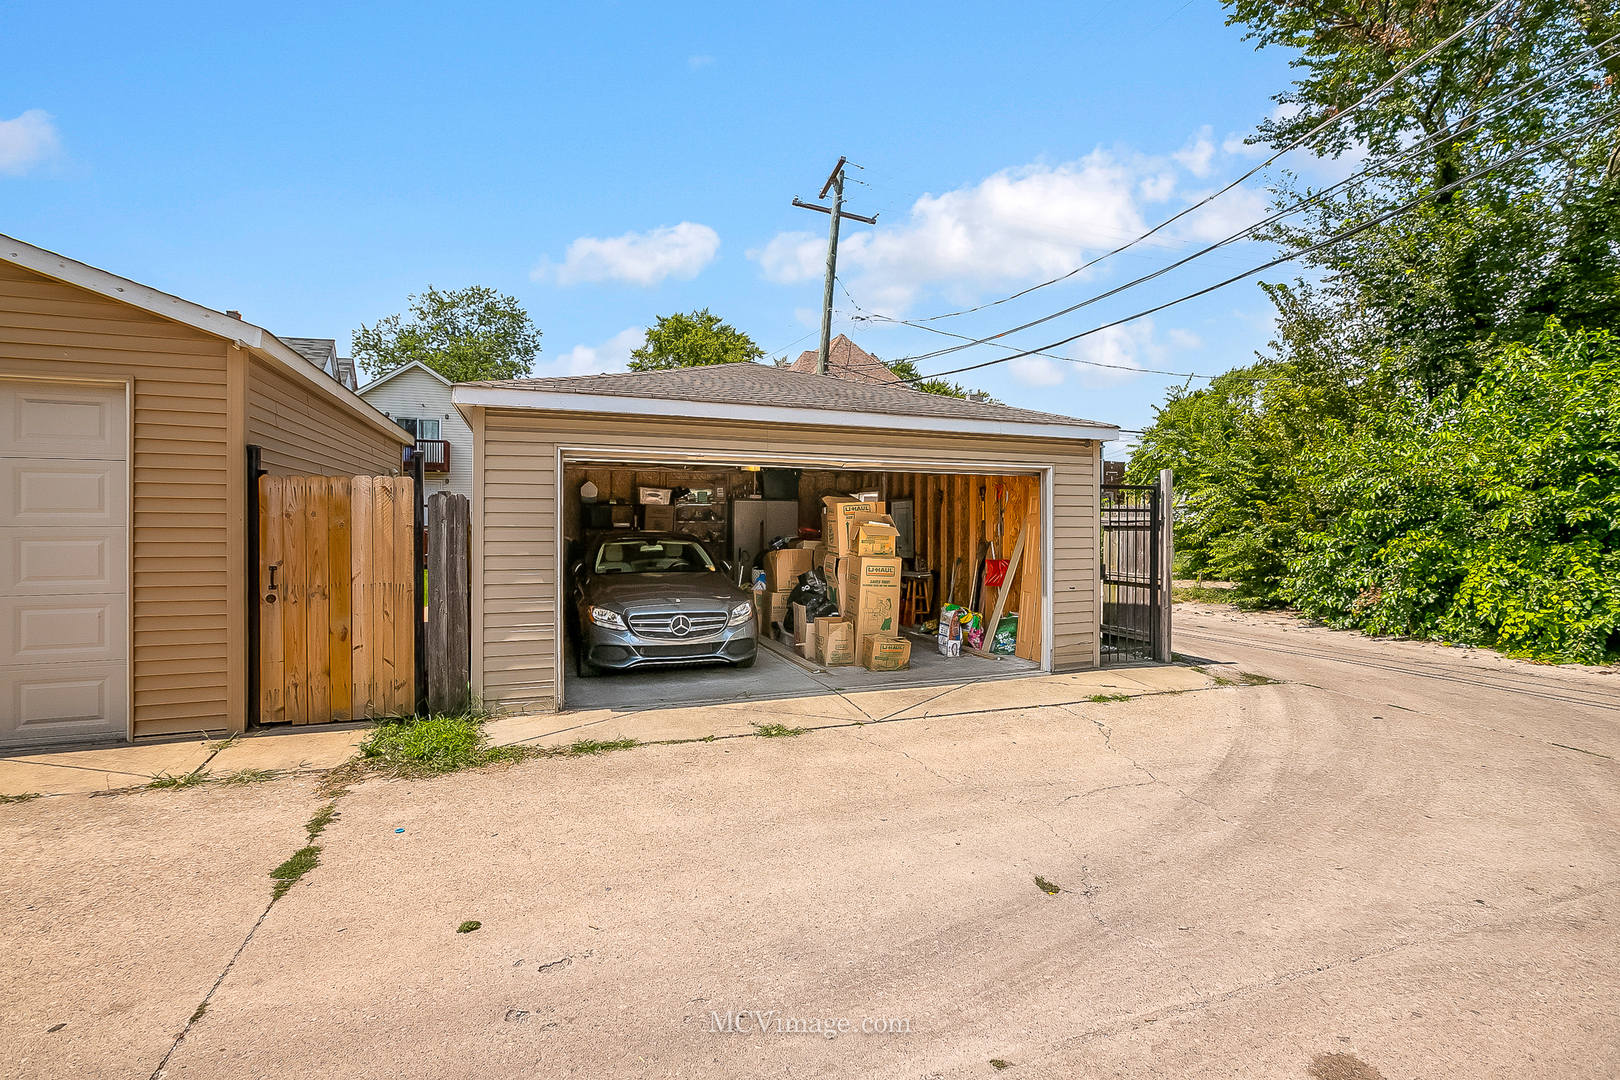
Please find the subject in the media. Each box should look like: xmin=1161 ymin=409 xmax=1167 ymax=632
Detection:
xmin=753 ymin=723 xmax=808 ymax=738
xmin=305 ymin=802 xmax=338 ymax=840
xmin=0 ymin=791 xmax=41 ymax=804
xmin=990 ymin=1059 xmax=1014 ymax=1070
xmin=269 ymin=846 xmax=321 ymax=900
xmin=189 ymin=1002 xmax=208 ymax=1024
xmin=457 ymin=920 xmax=482 ymax=934
xmin=1237 ymin=672 xmax=1278 ymax=685
xmin=562 ymin=737 xmax=638 ymax=755
xmin=219 ymin=768 xmax=280 ymax=785
xmin=1035 ymin=876 xmax=1061 ymax=895
xmin=1086 ymin=694 xmax=1131 ymax=704
xmin=148 ymin=771 xmax=209 ymax=790
xmin=360 ymin=713 xmax=489 ymax=773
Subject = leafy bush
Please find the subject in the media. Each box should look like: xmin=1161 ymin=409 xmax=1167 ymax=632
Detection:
xmin=1284 ymin=322 xmax=1620 ymax=662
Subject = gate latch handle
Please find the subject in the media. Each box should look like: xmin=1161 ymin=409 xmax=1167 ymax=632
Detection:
xmin=267 ymin=565 xmax=279 ymax=590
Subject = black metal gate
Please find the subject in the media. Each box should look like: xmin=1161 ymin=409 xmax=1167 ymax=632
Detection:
xmin=1100 ymin=483 xmax=1162 ymax=664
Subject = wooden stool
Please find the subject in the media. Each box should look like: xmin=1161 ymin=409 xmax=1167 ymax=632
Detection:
xmin=901 ymin=572 xmax=933 ymax=627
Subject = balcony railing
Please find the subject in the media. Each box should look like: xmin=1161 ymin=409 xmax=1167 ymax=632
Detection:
xmin=416 ymin=439 xmax=450 ymax=475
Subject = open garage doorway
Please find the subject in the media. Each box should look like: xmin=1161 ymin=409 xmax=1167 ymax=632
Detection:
xmin=558 ymin=456 xmax=1049 ymax=713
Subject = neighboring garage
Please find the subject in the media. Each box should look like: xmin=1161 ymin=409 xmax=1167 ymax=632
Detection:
xmin=0 ymin=235 xmax=412 ymax=749
xmin=452 ymin=363 xmax=1118 ymax=714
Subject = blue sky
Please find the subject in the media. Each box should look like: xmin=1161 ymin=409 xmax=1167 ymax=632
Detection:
xmin=2 ymin=1 xmax=1321 ymax=448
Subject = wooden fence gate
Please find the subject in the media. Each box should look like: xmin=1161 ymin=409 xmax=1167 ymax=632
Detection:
xmin=258 ymin=475 xmax=418 ymax=724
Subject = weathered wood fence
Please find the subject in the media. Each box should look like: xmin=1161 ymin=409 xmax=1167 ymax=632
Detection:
xmin=426 ymin=492 xmax=471 ymax=714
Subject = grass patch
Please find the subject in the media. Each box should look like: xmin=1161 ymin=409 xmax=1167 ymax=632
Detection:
xmin=1 ymin=791 xmax=41 ymax=804
xmin=457 ymin=920 xmax=482 ymax=934
xmin=219 ymin=768 xmax=280 ymax=785
xmin=269 ymin=845 xmax=322 ymax=900
xmin=991 ymin=1059 xmax=1014 ymax=1070
xmin=1173 ymin=585 xmax=1239 ymax=604
xmin=753 ymin=723 xmax=807 ymax=738
xmin=1034 ymin=875 xmax=1061 ymax=895
xmin=148 ymin=770 xmax=209 ymax=790
xmin=360 ymin=713 xmax=489 ymax=774
xmin=1237 ymin=672 xmax=1278 ymax=685
xmin=189 ymin=1002 xmax=208 ymax=1024
xmin=305 ymin=802 xmax=338 ymax=841
xmin=560 ymin=737 xmax=638 ymax=755
xmin=1086 ymin=693 xmax=1131 ymax=704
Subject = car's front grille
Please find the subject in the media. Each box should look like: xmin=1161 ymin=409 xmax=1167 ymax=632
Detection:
xmin=627 ymin=610 xmax=729 ymax=640
xmin=636 ymin=643 xmax=723 ymax=659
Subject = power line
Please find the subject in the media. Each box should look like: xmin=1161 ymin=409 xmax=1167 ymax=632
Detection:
xmin=891 ymin=0 xmax=1512 ymax=329
xmin=871 ymin=35 xmax=1618 ymax=366
xmin=898 ymin=107 xmax=1620 ymax=385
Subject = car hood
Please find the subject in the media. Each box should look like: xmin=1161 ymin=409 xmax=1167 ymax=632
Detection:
xmin=583 ymin=574 xmax=749 ymax=610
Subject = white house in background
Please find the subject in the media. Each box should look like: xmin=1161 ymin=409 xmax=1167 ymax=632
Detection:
xmin=358 ymin=361 xmax=472 ymax=499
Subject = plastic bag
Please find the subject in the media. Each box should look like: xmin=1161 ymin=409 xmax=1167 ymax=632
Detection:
xmin=990 ymin=613 xmax=1018 ymax=655
xmin=940 ymin=605 xmax=984 ymax=651
xmin=785 ymin=568 xmax=838 ymax=632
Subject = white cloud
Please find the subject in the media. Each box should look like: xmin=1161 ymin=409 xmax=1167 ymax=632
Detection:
xmin=534 ymin=222 xmax=720 ymax=287
xmin=1068 ymin=319 xmax=1171 ymax=388
xmin=1009 ymin=355 xmax=1066 ymax=387
xmin=0 ymin=110 xmax=60 ymax=176
xmin=532 ymin=326 xmax=644 ymax=378
xmin=752 ymin=129 xmax=1277 ymax=318
xmin=688 ymin=54 xmax=715 ymax=68
xmin=1172 ymin=126 xmax=1216 ymax=178
xmin=751 ymin=231 xmax=825 ymax=285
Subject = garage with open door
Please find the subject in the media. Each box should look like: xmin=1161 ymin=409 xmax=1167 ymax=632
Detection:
xmin=453 ymin=363 xmax=1116 ymax=715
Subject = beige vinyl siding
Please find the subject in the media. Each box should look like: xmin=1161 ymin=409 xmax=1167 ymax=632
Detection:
xmin=249 ymin=356 xmax=403 ymax=477
xmin=473 ymin=408 xmax=1098 ymax=713
xmin=358 ymin=367 xmax=474 ymax=498
xmin=0 ymin=260 xmax=236 ymax=739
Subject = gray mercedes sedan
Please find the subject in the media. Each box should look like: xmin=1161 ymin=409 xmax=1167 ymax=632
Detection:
xmin=569 ymin=532 xmax=757 ymax=677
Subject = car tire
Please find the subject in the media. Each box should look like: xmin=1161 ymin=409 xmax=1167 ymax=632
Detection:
xmin=734 ymin=655 xmax=756 ymax=670
xmin=576 ymin=647 xmax=601 ymax=678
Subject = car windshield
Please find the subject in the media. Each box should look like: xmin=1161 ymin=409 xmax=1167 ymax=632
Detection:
xmin=593 ymin=539 xmax=716 ymax=575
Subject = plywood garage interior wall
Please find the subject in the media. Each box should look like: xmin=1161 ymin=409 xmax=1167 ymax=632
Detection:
xmin=0 ymin=255 xmax=410 ymax=743
xmin=469 ymin=406 xmax=1099 ymax=714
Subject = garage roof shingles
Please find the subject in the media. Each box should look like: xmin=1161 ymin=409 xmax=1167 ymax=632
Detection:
xmin=467 ymin=361 xmax=1107 ymax=430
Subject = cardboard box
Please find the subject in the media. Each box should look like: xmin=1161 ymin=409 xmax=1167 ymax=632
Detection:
xmin=642 ymin=504 xmax=675 ymax=532
xmin=821 ymin=552 xmax=846 ymax=608
xmin=840 ymin=556 xmax=902 ymax=638
xmin=861 ymin=634 xmax=912 ymax=671
xmin=821 ymin=497 xmax=886 ymax=556
xmin=849 ymin=515 xmax=899 ymax=557
xmin=764 ymin=546 xmax=815 ymax=592
xmin=757 ymin=590 xmax=791 ymax=635
xmin=816 ymin=617 xmax=856 ymax=666
xmin=609 ymin=504 xmax=635 ymax=528
xmin=638 ymin=487 xmax=672 ymax=505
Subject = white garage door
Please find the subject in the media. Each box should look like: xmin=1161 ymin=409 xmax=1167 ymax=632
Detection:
xmin=0 ymin=381 xmax=128 ymax=748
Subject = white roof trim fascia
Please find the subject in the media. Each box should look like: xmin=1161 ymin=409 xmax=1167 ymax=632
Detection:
xmin=452 ymin=385 xmax=1119 ymax=442
xmin=1 ymin=234 xmax=412 ymax=447
xmin=358 ymin=359 xmax=453 ymax=393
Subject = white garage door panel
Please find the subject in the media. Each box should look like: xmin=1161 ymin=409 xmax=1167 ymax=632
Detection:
xmin=0 ymin=592 xmax=126 ymax=664
xmin=0 ymin=526 xmax=126 ymax=594
xmin=0 ymin=381 xmax=128 ymax=748
xmin=0 ymin=384 xmax=125 ymax=458
xmin=0 ymin=458 xmax=128 ymax=526
xmin=0 ymin=661 xmax=127 ymax=739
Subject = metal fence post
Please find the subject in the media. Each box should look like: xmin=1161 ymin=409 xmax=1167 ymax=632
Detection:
xmin=1157 ymin=468 xmax=1174 ymax=663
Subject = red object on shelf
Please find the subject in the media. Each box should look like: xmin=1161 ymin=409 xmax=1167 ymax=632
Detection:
xmin=984 ymin=559 xmax=1009 ymax=588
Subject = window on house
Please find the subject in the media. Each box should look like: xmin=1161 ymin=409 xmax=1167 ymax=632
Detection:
xmin=394 ymin=417 xmax=440 ymax=440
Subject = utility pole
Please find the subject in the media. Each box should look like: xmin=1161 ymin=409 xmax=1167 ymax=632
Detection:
xmin=793 ymin=157 xmax=877 ymax=375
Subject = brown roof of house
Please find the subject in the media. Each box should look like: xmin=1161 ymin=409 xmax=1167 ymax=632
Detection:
xmin=786 ymin=334 xmax=901 ymax=384
xmin=463 ymin=361 xmax=1111 ymax=431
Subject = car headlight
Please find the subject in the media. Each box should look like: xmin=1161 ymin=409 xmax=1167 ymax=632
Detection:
xmin=729 ymin=601 xmax=753 ymax=625
xmin=590 ymin=606 xmax=626 ymax=630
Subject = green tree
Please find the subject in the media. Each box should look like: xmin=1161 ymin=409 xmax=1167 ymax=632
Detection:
xmin=628 ymin=309 xmax=764 ymax=371
xmin=352 ymin=286 xmax=541 ymax=383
